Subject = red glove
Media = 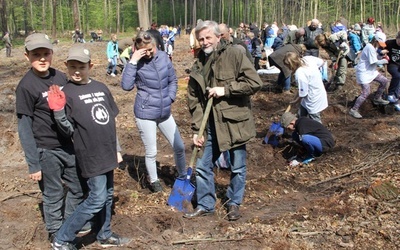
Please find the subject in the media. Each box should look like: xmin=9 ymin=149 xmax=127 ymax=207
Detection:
xmin=47 ymin=85 xmax=66 ymax=111
xmin=333 ymin=63 xmax=338 ymax=70
xmin=383 ymin=55 xmax=390 ymax=62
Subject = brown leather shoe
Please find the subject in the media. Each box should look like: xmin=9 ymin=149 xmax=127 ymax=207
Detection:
xmin=183 ymin=207 xmax=214 ymax=219
xmin=227 ymin=205 xmax=240 ymax=221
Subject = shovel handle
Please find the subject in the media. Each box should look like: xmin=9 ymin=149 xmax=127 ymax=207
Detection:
xmin=188 ymin=97 xmax=214 ymax=168
xmin=285 ymin=104 xmax=291 ymax=113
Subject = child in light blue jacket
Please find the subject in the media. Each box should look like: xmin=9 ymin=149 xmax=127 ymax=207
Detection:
xmin=106 ymin=34 xmax=119 ymax=77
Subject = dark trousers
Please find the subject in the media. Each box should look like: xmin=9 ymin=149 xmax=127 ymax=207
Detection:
xmin=387 ymin=64 xmax=400 ymax=98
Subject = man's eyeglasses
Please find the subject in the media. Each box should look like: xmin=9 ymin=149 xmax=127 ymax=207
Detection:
xmin=136 ymin=34 xmax=152 ymax=44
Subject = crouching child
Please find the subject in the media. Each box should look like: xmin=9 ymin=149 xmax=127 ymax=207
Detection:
xmin=281 ymin=112 xmax=335 ymax=167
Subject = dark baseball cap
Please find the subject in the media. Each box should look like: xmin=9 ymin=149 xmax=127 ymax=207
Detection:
xmin=66 ymin=45 xmax=91 ymax=63
xmin=25 ymin=33 xmax=53 ymax=51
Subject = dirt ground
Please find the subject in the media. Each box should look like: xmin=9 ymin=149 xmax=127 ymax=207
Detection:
xmin=0 ymin=34 xmax=399 ymax=250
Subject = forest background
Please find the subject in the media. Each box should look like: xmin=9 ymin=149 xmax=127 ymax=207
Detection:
xmin=0 ymin=0 xmax=400 ymax=47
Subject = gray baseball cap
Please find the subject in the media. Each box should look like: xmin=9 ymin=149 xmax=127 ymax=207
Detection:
xmin=67 ymin=45 xmax=91 ymax=63
xmin=281 ymin=112 xmax=297 ymax=128
xmin=25 ymin=33 xmax=53 ymax=51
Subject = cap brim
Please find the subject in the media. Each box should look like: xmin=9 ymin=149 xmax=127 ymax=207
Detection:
xmin=378 ymin=41 xmax=386 ymax=47
xmin=66 ymin=56 xmax=90 ymax=63
xmin=26 ymin=44 xmax=53 ymax=51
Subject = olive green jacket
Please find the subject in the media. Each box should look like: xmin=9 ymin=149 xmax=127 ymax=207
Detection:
xmin=187 ymin=40 xmax=263 ymax=151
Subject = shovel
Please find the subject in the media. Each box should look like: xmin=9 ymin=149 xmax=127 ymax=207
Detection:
xmin=167 ymin=97 xmax=214 ymax=212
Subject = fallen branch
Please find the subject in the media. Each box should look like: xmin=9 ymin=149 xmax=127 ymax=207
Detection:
xmin=136 ymin=225 xmax=165 ymax=245
xmin=309 ymin=152 xmax=396 ymax=187
xmin=290 ymin=231 xmax=332 ymax=236
xmin=172 ymin=236 xmax=263 ymax=245
xmin=1 ymin=190 xmax=41 ymax=202
xmin=24 ymin=224 xmax=39 ymax=247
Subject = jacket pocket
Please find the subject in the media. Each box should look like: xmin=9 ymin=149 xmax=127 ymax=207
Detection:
xmin=215 ymin=70 xmax=235 ymax=84
xmin=138 ymin=92 xmax=150 ymax=109
xmin=221 ymin=107 xmax=253 ymax=144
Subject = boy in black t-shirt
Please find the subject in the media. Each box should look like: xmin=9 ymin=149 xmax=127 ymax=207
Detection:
xmin=48 ymin=45 xmax=130 ymax=250
xmin=15 ymin=33 xmax=85 ymax=245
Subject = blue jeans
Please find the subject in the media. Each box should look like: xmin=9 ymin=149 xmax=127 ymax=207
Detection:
xmin=277 ymin=72 xmax=291 ymax=91
xmin=195 ymin=121 xmax=247 ymax=211
xmin=38 ymin=146 xmax=84 ymax=234
xmin=55 ymin=170 xmax=114 ymax=244
xmin=293 ymin=133 xmax=323 ymax=157
xmin=135 ymin=115 xmax=186 ymax=183
xmin=107 ymin=56 xmax=118 ymax=74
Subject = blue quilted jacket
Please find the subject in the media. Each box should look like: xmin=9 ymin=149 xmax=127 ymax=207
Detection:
xmin=120 ymin=50 xmax=177 ymax=120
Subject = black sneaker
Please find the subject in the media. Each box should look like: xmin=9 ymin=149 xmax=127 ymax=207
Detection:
xmin=98 ymin=233 xmax=132 ymax=248
xmin=52 ymin=241 xmax=77 ymax=250
xmin=150 ymin=180 xmax=163 ymax=193
xmin=49 ymin=233 xmax=55 ymax=247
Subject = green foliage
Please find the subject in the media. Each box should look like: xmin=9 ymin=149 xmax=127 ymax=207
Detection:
xmin=0 ymin=0 xmax=399 ymax=37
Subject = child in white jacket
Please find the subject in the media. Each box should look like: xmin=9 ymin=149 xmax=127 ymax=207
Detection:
xmin=349 ymin=32 xmax=389 ymax=119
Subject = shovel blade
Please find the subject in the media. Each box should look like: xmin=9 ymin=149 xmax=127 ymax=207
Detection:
xmin=167 ymin=168 xmax=195 ymax=212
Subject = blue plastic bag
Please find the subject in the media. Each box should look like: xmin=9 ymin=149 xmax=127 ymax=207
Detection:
xmin=263 ymin=122 xmax=284 ymax=146
xmin=320 ymin=61 xmax=328 ymax=82
xmin=215 ymin=151 xmax=231 ymax=169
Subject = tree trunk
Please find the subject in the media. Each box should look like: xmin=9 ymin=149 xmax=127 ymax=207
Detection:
xmin=59 ymin=1 xmax=64 ymax=34
xmin=171 ymin=0 xmax=176 ymax=26
xmin=313 ymin=0 xmax=318 ymax=19
xmin=149 ymin=0 xmax=153 ymax=24
xmin=104 ymin=0 xmax=107 ymax=33
xmin=72 ymin=0 xmax=80 ymax=30
xmin=397 ymin=3 xmax=400 ymax=30
xmin=184 ymin=0 xmax=187 ymax=30
xmin=137 ymin=0 xmax=150 ymax=30
xmin=52 ymin=0 xmax=57 ymax=38
xmin=117 ymin=0 xmax=120 ymax=33
xmin=192 ymin=0 xmax=196 ymax=27
xmin=0 ymin=0 xmax=6 ymax=34
xmin=30 ymin=1 xmax=34 ymax=31
xmin=42 ymin=0 xmax=46 ymax=31
xmin=23 ymin=0 xmax=28 ymax=35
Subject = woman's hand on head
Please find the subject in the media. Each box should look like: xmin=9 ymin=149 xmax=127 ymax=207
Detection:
xmin=130 ymin=48 xmax=147 ymax=63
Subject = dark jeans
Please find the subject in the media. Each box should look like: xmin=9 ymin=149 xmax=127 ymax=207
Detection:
xmin=277 ymin=72 xmax=291 ymax=91
xmin=6 ymin=46 xmax=11 ymax=57
xmin=55 ymin=170 xmax=114 ymax=244
xmin=387 ymin=64 xmax=400 ymax=98
xmin=38 ymin=146 xmax=84 ymax=234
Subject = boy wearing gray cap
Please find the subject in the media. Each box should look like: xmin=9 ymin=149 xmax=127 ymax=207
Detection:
xmin=15 ymin=33 xmax=86 ymax=245
xmin=47 ymin=45 xmax=130 ymax=249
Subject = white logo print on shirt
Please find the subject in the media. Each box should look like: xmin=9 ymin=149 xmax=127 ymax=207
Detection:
xmin=91 ymin=103 xmax=109 ymax=125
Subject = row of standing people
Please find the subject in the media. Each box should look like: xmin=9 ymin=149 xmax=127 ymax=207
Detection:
xmin=225 ymin=18 xmax=398 ymax=162
xmin=235 ymin=18 xmax=400 ymax=119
